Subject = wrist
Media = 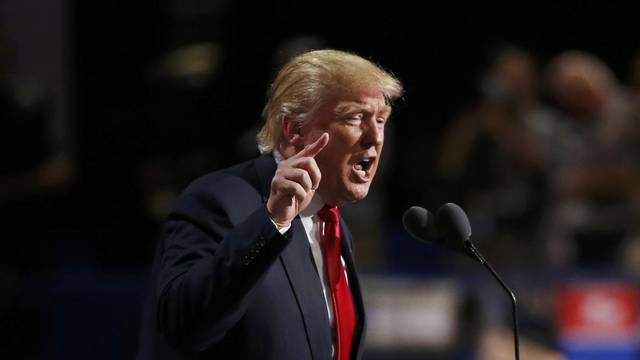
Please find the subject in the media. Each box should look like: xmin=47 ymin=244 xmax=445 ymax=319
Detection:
xmin=269 ymin=217 xmax=291 ymax=234
xmin=266 ymin=199 xmax=291 ymax=229
xmin=271 ymin=218 xmax=291 ymax=230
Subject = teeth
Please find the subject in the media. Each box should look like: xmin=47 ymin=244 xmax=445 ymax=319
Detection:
xmin=354 ymin=157 xmax=375 ymax=176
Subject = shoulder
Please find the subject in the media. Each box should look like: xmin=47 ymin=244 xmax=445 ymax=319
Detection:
xmin=170 ymin=155 xmax=275 ymax=222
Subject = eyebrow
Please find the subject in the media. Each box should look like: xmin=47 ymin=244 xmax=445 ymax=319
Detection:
xmin=335 ymin=102 xmax=392 ymax=117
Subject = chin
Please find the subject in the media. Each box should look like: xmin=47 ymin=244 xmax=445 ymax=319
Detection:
xmin=342 ymin=184 xmax=371 ymax=204
xmin=320 ymin=183 xmax=371 ymax=207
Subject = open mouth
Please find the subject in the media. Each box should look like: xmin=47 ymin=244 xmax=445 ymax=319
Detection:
xmin=354 ymin=158 xmax=374 ymax=172
xmin=353 ymin=157 xmax=375 ymax=182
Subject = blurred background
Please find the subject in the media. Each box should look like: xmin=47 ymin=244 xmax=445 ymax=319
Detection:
xmin=2 ymin=1 xmax=640 ymax=359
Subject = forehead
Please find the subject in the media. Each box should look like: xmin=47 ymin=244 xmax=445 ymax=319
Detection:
xmin=329 ymin=90 xmax=390 ymax=114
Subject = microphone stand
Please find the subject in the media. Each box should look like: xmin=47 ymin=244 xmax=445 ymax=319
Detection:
xmin=464 ymin=240 xmax=520 ymax=360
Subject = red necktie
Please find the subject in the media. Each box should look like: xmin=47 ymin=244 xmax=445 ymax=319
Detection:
xmin=317 ymin=205 xmax=356 ymax=360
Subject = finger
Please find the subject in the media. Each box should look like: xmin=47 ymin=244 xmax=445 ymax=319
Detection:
xmin=281 ymin=167 xmax=313 ymax=193
xmin=289 ymin=157 xmax=322 ymax=190
xmin=297 ymin=132 xmax=329 ymax=158
xmin=277 ymin=179 xmax=307 ymax=202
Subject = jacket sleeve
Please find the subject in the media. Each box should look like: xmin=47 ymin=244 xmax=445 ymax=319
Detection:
xmin=155 ymin=177 xmax=292 ymax=352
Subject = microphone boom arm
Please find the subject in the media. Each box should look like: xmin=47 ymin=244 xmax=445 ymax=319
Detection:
xmin=464 ymin=240 xmax=520 ymax=360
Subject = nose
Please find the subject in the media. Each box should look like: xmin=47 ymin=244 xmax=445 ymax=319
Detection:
xmin=361 ymin=119 xmax=384 ymax=148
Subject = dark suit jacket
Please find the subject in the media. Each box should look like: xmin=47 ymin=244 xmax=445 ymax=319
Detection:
xmin=137 ymin=154 xmax=366 ymax=360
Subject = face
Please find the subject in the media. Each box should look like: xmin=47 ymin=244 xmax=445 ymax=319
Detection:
xmin=299 ymin=88 xmax=390 ymax=206
xmin=498 ymin=54 xmax=536 ymax=101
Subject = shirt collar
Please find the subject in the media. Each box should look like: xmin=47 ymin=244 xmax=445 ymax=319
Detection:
xmin=272 ymin=149 xmax=285 ymax=164
xmin=301 ymin=194 xmax=325 ymax=218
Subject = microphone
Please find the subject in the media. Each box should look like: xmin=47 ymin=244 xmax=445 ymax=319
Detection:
xmin=401 ymin=206 xmax=437 ymax=245
xmin=402 ymin=204 xmax=474 ymax=260
xmin=403 ymin=203 xmax=521 ymax=360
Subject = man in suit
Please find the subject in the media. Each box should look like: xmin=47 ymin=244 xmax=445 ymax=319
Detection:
xmin=137 ymin=49 xmax=403 ymax=359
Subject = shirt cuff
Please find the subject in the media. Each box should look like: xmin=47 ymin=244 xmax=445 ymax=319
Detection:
xmin=270 ymin=218 xmax=291 ymax=234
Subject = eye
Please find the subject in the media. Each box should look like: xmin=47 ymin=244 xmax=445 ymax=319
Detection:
xmin=377 ymin=116 xmax=388 ymax=125
xmin=345 ymin=113 xmax=363 ymax=124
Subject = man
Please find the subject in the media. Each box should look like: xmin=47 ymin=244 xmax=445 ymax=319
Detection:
xmin=137 ymin=49 xmax=403 ymax=359
xmin=543 ymin=51 xmax=638 ymax=266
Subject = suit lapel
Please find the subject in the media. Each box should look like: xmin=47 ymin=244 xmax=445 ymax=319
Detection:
xmin=340 ymin=217 xmax=367 ymax=360
xmin=280 ymin=218 xmax=333 ymax=360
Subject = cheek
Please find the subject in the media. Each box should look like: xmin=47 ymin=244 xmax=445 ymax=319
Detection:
xmin=316 ymin=148 xmax=347 ymax=179
xmin=330 ymin=125 xmax=361 ymax=144
xmin=319 ymin=138 xmax=354 ymax=166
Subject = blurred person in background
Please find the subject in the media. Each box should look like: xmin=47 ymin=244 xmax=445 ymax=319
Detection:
xmin=629 ymin=50 xmax=640 ymax=134
xmin=543 ymin=50 xmax=640 ymax=267
xmin=621 ymin=50 xmax=640 ymax=275
xmin=436 ymin=47 xmax=566 ymax=359
xmin=437 ymin=47 xmax=557 ymax=266
xmin=137 ymin=49 xmax=403 ymax=360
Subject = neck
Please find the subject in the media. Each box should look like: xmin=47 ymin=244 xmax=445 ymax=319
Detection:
xmin=301 ymin=194 xmax=326 ymax=217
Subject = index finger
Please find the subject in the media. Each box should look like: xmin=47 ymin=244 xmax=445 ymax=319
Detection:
xmin=298 ymin=132 xmax=329 ymax=158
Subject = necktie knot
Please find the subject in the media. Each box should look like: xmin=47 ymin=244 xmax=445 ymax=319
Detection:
xmin=317 ymin=205 xmax=339 ymax=224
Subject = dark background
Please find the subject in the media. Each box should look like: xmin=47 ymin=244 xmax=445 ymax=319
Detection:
xmin=2 ymin=1 xmax=640 ymax=359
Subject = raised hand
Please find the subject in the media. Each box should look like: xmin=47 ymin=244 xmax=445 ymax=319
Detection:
xmin=267 ymin=133 xmax=329 ymax=228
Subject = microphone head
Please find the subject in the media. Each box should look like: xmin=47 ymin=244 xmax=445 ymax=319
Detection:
xmin=402 ymin=206 xmax=437 ymax=243
xmin=436 ymin=203 xmax=472 ymax=241
xmin=435 ymin=203 xmax=474 ymax=258
xmin=403 ymin=203 xmax=476 ymax=261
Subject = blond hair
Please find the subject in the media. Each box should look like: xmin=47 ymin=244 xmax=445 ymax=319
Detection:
xmin=257 ymin=49 xmax=403 ymax=153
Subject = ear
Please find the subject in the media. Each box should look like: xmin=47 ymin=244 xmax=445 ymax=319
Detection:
xmin=282 ymin=115 xmax=305 ymax=149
